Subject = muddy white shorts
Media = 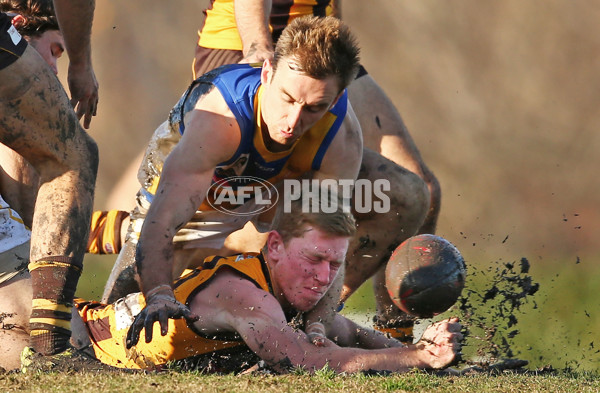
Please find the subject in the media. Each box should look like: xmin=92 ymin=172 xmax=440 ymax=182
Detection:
xmin=0 ymin=194 xmax=30 ymax=284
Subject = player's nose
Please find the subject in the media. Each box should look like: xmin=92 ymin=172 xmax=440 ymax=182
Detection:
xmin=286 ymin=105 xmax=302 ymax=130
xmin=314 ymin=262 xmax=331 ymax=285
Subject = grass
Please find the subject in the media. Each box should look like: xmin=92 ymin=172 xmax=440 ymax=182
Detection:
xmin=1 ymin=369 xmax=599 ymax=393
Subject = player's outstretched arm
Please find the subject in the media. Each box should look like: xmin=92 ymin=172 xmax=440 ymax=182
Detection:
xmin=198 ymin=270 xmax=463 ymax=373
xmin=127 ymin=89 xmax=241 ymax=348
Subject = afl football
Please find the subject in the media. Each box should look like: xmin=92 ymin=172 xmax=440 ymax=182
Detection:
xmin=385 ymin=234 xmax=466 ymax=318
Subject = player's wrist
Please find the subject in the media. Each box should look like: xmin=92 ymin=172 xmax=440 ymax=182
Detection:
xmin=306 ymin=321 xmax=326 ymax=333
xmin=144 ymin=284 xmax=174 ymax=300
xmin=410 ymin=342 xmax=438 ymax=369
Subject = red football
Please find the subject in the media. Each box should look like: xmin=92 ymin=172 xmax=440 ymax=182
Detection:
xmin=385 ymin=234 xmax=466 ymax=318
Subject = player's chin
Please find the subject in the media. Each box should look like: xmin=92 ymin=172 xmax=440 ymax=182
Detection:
xmin=294 ymin=296 xmax=321 ymax=312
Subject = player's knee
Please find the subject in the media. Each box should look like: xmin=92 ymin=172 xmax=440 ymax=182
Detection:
xmin=69 ymin=131 xmax=99 ymax=183
xmin=388 ymin=169 xmax=430 ymax=233
xmin=423 ymin=168 xmax=441 ymax=212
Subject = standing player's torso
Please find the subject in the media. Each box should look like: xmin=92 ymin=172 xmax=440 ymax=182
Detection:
xmin=199 ymin=0 xmax=333 ymax=50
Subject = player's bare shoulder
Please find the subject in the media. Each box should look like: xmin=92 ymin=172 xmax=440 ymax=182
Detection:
xmin=193 ymin=84 xmax=236 ymax=117
xmin=188 ymin=266 xmax=279 ymax=334
xmin=179 ymin=86 xmax=242 ymax=165
xmin=317 ymin=101 xmax=363 ymax=179
xmin=341 ymin=100 xmax=364 ymax=151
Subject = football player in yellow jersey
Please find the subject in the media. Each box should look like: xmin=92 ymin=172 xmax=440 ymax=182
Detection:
xmin=192 ymin=0 xmax=439 ymax=341
xmin=73 ymin=192 xmax=462 ymax=373
xmin=121 ymin=16 xmax=430 ymax=350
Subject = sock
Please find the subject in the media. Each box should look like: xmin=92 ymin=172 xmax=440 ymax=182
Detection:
xmin=28 ymin=256 xmax=82 ymax=355
xmin=87 ymin=210 xmax=128 ymax=254
xmin=373 ymin=317 xmax=415 ymax=344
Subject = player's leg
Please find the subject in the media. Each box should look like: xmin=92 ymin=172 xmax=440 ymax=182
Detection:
xmin=0 ymin=45 xmax=98 ymax=355
xmin=348 ymin=72 xmax=440 ymax=234
xmin=100 ymin=235 xmax=138 ymax=304
xmin=342 ymin=149 xmax=429 ymax=298
xmin=0 ymin=144 xmax=38 ymax=228
xmin=342 ymin=149 xmax=429 ymax=340
xmin=0 ymin=243 xmax=32 ymax=370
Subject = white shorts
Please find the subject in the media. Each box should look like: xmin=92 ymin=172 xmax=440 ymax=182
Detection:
xmin=128 ymin=189 xmax=271 ymax=250
xmin=0 ymin=194 xmax=31 ymax=284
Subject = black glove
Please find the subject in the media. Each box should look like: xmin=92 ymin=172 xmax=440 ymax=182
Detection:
xmin=126 ymin=288 xmax=199 ymax=348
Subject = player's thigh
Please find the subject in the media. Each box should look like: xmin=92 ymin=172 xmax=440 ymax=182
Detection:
xmin=356 ymin=148 xmax=429 ymax=226
xmin=0 ymin=271 xmax=31 ymax=371
xmin=0 ymin=270 xmax=32 ymax=327
xmin=0 ymin=46 xmax=93 ymax=169
xmin=348 ymin=74 xmax=426 ymax=175
xmin=0 ymin=144 xmax=38 ymax=224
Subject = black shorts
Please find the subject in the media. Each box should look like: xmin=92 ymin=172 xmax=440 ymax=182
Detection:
xmin=0 ymin=13 xmax=28 ymax=70
xmin=193 ymin=46 xmax=244 ymax=79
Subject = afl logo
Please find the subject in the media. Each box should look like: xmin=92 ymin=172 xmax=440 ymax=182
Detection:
xmin=206 ymin=176 xmax=279 ymax=216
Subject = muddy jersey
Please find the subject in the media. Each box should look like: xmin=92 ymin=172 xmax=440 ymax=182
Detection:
xmin=136 ymin=63 xmax=347 ymax=216
xmin=198 ymin=0 xmax=332 ymax=50
xmin=77 ymin=252 xmax=298 ymax=371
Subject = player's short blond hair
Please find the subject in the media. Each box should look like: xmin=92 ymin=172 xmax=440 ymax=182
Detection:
xmin=267 ymin=190 xmax=356 ymax=247
xmin=273 ymin=15 xmax=360 ymax=91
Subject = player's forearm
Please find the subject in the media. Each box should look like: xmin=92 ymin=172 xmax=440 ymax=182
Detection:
xmin=277 ymin=334 xmax=433 ymax=373
xmin=331 ymin=0 xmax=341 ymax=19
xmin=135 ymin=211 xmax=181 ymax=294
xmin=256 ymin=321 xmax=437 ymax=373
xmin=330 ymin=345 xmax=431 ymax=373
xmin=234 ymin=0 xmax=273 ymax=57
xmin=52 ymin=0 xmax=95 ymax=67
xmin=135 ymin=181 xmax=204 ymax=292
xmin=330 ymin=314 xmax=404 ymax=350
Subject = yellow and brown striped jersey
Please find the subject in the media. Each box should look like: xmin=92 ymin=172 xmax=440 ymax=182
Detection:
xmin=76 ymin=252 xmax=287 ymax=370
xmin=198 ymin=0 xmax=333 ymax=50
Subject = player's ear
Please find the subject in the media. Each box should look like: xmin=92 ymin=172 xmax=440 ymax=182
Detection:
xmin=261 ymin=58 xmax=273 ymax=85
xmin=11 ymin=14 xmax=27 ymax=29
xmin=266 ymin=230 xmax=284 ymax=260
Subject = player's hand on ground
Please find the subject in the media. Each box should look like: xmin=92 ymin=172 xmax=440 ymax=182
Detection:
xmin=417 ymin=317 xmax=463 ymax=369
xmin=126 ymin=289 xmax=199 ymax=348
xmin=306 ymin=322 xmax=328 ymax=347
xmin=67 ymin=63 xmax=99 ymax=129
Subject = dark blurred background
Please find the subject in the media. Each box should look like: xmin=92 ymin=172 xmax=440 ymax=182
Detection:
xmin=68 ymin=0 xmax=600 ymax=371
